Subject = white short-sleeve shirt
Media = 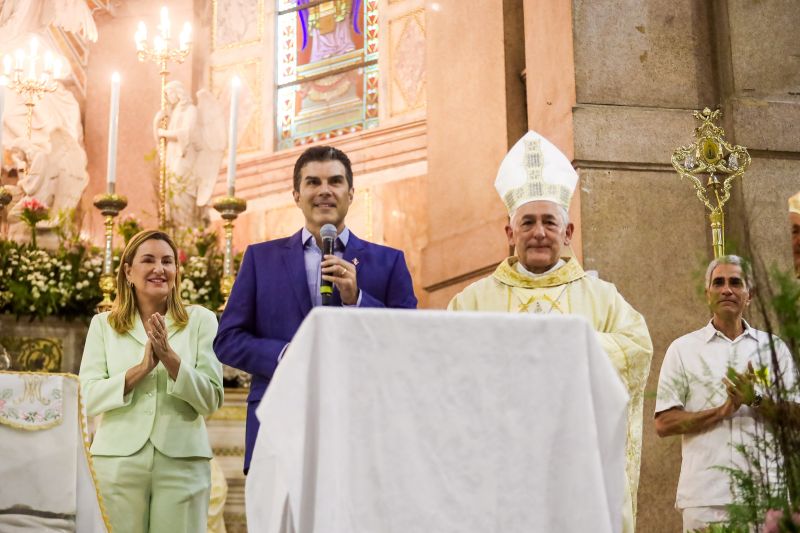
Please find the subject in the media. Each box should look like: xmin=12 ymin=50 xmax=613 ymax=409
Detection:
xmin=655 ymin=320 xmax=795 ymax=509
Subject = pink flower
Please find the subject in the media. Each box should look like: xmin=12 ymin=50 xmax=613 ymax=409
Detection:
xmin=763 ymin=509 xmax=800 ymax=532
xmin=0 ymin=399 xmax=5 ymax=410
xmin=764 ymin=509 xmax=783 ymax=533
xmin=21 ymin=198 xmax=48 ymax=212
xmin=178 ymin=249 xmax=188 ymax=265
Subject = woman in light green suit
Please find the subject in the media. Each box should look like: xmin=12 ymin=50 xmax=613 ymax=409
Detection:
xmin=79 ymin=230 xmax=224 ymax=533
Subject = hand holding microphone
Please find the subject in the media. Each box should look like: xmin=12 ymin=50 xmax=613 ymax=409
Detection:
xmin=319 ymin=223 xmax=359 ymax=305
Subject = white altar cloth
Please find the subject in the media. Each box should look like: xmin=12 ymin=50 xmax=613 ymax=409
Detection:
xmin=0 ymin=372 xmax=109 ymax=532
xmin=246 ymin=308 xmax=629 ymax=533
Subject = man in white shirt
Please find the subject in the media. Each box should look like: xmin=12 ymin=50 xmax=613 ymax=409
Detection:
xmin=655 ymin=255 xmax=795 ymax=532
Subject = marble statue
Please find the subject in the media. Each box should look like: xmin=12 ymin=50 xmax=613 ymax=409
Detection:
xmin=0 ymin=0 xmax=97 ymax=47
xmin=5 ymin=128 xmax=88 ymax=244
xmin=154 ymin=81 xmax=226 ymax=229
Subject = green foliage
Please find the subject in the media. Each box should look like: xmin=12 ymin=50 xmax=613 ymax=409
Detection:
xmin=714 ymin=264 xmax=800 ymax=532
xmin=0 ymin=220 xmax=240 ymax=320
xmin=0 ymin=239 xmax=104 ymax=320
xmin=117 ymin=214 xmax=144 ymax=245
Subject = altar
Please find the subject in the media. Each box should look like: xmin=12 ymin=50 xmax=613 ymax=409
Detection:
xmin=247 ymin=308 xmax=630 ymax=533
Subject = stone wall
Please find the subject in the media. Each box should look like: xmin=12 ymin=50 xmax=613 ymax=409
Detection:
xmin=569 ymin=1 xmax=800 ymax=530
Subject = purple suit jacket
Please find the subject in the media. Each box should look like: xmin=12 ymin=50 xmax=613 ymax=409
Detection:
xmin=213 ymin=229 xmax=417 ymax=471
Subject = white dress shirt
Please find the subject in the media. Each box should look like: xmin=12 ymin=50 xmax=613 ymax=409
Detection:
xmin=655 ymin=320 xmax=795 ymax=509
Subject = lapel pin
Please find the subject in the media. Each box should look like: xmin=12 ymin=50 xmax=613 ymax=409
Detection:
xmin=352 ymin=258 xmax=359 ymax=266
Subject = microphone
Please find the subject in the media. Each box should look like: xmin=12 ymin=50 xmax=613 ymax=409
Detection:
xmin=320 ymin=224 xmax=338 ymax=306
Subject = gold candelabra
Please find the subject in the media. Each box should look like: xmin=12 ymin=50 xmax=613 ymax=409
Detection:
xmin=671 ymin=108 xmax=751 ymax=258
xmin=3 ymin=37 xmax=61 ymax=139
xmin=0 ymin=185 xmax=11 ymax=236
xmin=93 ymin=190 xmax=128 ymax=313
xmin=135 ymin=8 xmax=192 ymax=229
xmin=213 ymin=196 xmax=246 ymax=311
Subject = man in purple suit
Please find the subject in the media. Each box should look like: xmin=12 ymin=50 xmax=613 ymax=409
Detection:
xmin=213 ymin=145 xmax=418 ymax=472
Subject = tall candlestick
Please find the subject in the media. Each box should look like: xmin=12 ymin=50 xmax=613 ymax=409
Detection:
xmin=226 ymin=76 xmax=241 ymax=197
xmin=106 ymin=72 xmax=120 ymax=192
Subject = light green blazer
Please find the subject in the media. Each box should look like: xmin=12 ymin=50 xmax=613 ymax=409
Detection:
xmin=79 ymin=305 xmax=224 ymax=458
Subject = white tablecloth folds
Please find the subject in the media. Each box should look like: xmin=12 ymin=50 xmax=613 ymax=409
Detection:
xmin=0 ymin=372 xmax=109 ymax=532
xmin=246 ymin=308 xmax=629 ymax=533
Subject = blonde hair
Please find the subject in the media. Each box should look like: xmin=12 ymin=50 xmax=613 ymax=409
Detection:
xmin=108 ymin=230 xmax=189 ymax=334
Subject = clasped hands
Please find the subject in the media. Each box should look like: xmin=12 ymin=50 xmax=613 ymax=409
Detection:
xmin=719 ymin=362 xmax=759 ymax=417
xmin=321 ymin=255 xmax=359 ymax=305
xmin=140 ymin=313 xmax=181 ymax=380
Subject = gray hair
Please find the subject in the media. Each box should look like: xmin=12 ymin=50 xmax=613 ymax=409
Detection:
xmin=704 ymin=255 xmax=753 ymax=289
xmin=510 ymin=203 xmax=570 ymax=227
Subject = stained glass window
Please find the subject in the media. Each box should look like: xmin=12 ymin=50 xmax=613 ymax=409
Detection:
xmin=276 ymin=0 xmax=378 ymax=150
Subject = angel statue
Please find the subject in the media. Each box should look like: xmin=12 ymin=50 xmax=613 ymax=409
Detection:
xmin=5 ymin=128 xmax=88 ymax=247
xmin=154 ymin=81 xmax=227 ymax=229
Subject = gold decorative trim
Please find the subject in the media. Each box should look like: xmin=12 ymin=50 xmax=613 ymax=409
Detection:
xmin=0 ymin=337 xmax=63 ymax=372
xmin=212 ymin=0 xmax=265 ymax=51
xmin=208 ymin=404 xmax=247 ymax=421
xmin=212 ymin=446 xmax=246 ymax=457
xmin=0 ymin=371 xmax=113 ymax=531
xmin=503 ymin=138 xmax=573 ymax=212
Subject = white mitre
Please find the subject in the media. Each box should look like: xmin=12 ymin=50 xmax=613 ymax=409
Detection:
xmin=495 ymin=130 xmax=578 ymax=217
xmin=790 ymin=191 xmax=800 ymax=215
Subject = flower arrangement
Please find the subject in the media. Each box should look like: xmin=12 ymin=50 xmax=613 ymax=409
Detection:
xmin=0 ymin=239 xmax=104 ymax=320
xmin=18 ymin=198 xmax=49 ymax=248
xmin=0 ymin=222 xmax=238 ymax=320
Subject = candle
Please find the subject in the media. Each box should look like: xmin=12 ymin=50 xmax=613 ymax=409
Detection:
xmin=160 ymin=7 xmax=170 ymax=40
xmin=3 ymin=55 xmax=10 ymax=75
xmin=179 ymin=22 xmax=192 ymax=51
xmin=226 ymin=76 xmax=241 ymax=197
xmin=135 ymin=21 xmax=147 ymax=50
xmin=106 ymin=72 xmax=120 ymax=192
xmin=14 ymin=49 xmax=23 ymax=70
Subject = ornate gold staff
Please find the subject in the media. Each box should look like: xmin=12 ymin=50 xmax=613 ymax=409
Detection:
xmin=671 ymin=108 xmax=751 ymax=258
xmin=135 ymin=7 xmax=192 ymax=229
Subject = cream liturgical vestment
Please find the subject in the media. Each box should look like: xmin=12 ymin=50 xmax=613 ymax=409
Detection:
xmin=448 ymin=256 xmax=653 ymax=526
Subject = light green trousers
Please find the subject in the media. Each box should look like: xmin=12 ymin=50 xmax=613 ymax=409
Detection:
xmin=93 ymin=440 xmax=210 ymax=533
